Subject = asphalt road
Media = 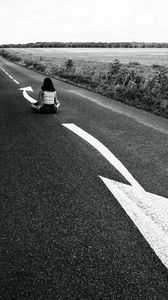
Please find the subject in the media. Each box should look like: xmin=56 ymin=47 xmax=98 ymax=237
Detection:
xmin=0 ymin=56 xmax=168 ymax=299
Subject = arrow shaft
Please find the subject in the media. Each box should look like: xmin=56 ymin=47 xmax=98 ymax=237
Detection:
xmin=23 ymin=90 xmax=37 ymax=104
xmin=63 ymin=123 xmax=144 ymax=191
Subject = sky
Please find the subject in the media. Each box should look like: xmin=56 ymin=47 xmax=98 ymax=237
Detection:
xmin=1 ymin=0 xmax=168 ymax=44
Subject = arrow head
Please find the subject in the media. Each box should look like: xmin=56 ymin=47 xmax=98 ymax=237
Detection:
xmin=19 ymin=86 xmax=33 ymax=92
xmin=99 ymin=175 xmax=168 ymax=269
xmin=99 ymin=175 xmax=168 ymax=201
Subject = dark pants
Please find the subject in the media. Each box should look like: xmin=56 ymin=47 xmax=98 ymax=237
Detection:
xmin=31 ymin=104 xmax=58 ymax=114
xmin=40 ymin=104 xmax=57 ymax=114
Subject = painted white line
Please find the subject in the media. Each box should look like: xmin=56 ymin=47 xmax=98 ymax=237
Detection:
xmin=0 ymin=66 xmax=19 ymax=84
xmin=62 ymin=123 xmax=143 ymax=191
xmin=100 ymin=177 xmax=168 ymax=269
xmin=19 ymin=86 xmax=37 ymax=104
xmin=13 ymin=79 xmax=20 ymax=85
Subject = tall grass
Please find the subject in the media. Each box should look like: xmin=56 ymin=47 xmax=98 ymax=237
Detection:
xmin=1 ymin=49 xmax=168 ymax=118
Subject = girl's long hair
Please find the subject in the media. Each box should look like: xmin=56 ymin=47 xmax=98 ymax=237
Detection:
xmin=41 ymin=77 xmax=55 ymax=92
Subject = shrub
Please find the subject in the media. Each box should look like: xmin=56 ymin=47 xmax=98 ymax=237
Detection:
xmin=12 ymin=56 xmax=21 ymax=62
xmin=152 ymin=64 xmax=161 ymax=69
xmin=24 ymin=59 xmax=35 ymax=67
xmin=0 ymin=49 xmax=9 ymax=58
xmin=108 ymin=59 xmax=121 ymax=79
xmin=34 ymin=62 xmax=46 ymax=72
xmin=65 ymin=59 xmax=74 ymax=71
xmin=114 ymin=84 xmax=126 ymax=100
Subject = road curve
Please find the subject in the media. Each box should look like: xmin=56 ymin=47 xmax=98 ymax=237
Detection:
xmin=0 ymin=56 xmax=168 ymax=299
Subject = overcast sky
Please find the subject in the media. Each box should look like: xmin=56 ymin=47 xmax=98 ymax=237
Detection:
xmin=0 ymin=0 xmax=168 ymax=44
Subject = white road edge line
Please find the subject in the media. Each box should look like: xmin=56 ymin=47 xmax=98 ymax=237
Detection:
xmin=0 ymin=66 xmax=20 ymax=85
xmin=13 ymin=79 xmax=20 ymax=85
xmin=62 ymin=123 xmax=143 ymax=191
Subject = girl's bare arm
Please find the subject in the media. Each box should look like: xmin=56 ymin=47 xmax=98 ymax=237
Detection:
xmin=54 ymin=91 xmax=59 ymax=104
xmin=38 ymin=90 xmax=43 ymax=105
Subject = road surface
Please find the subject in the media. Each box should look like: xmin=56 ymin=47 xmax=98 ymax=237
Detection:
xmin=0 ymin=56 xmax=168 ymax=299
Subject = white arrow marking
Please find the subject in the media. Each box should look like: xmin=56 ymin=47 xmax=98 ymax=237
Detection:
xmin=63 ymin=123 xmax=168 ymax=269
xmin=62 ymin=123 xmax=143 ymax=191
xmin=99 ymin=177 xmax=168 ymax=269
xmin=19 ymin=86 xmax=37 ymax=104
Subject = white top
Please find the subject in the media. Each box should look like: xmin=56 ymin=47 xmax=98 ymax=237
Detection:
xmin=43 ymin=91 xmax=56 ymax=105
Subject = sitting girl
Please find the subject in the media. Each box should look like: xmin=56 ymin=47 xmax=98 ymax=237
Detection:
xmin=31 ymin=77 xmax=60 ymax=113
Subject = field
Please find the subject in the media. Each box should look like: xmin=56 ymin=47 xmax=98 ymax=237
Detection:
xmin=1 ymin=48 xmax=168 ymax=118
xmin=10 ymin=47 xmax=168 ymax=66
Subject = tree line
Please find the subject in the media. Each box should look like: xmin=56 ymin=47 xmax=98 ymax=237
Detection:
xmin=1 ymin=42 xmax=168 ymax=48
